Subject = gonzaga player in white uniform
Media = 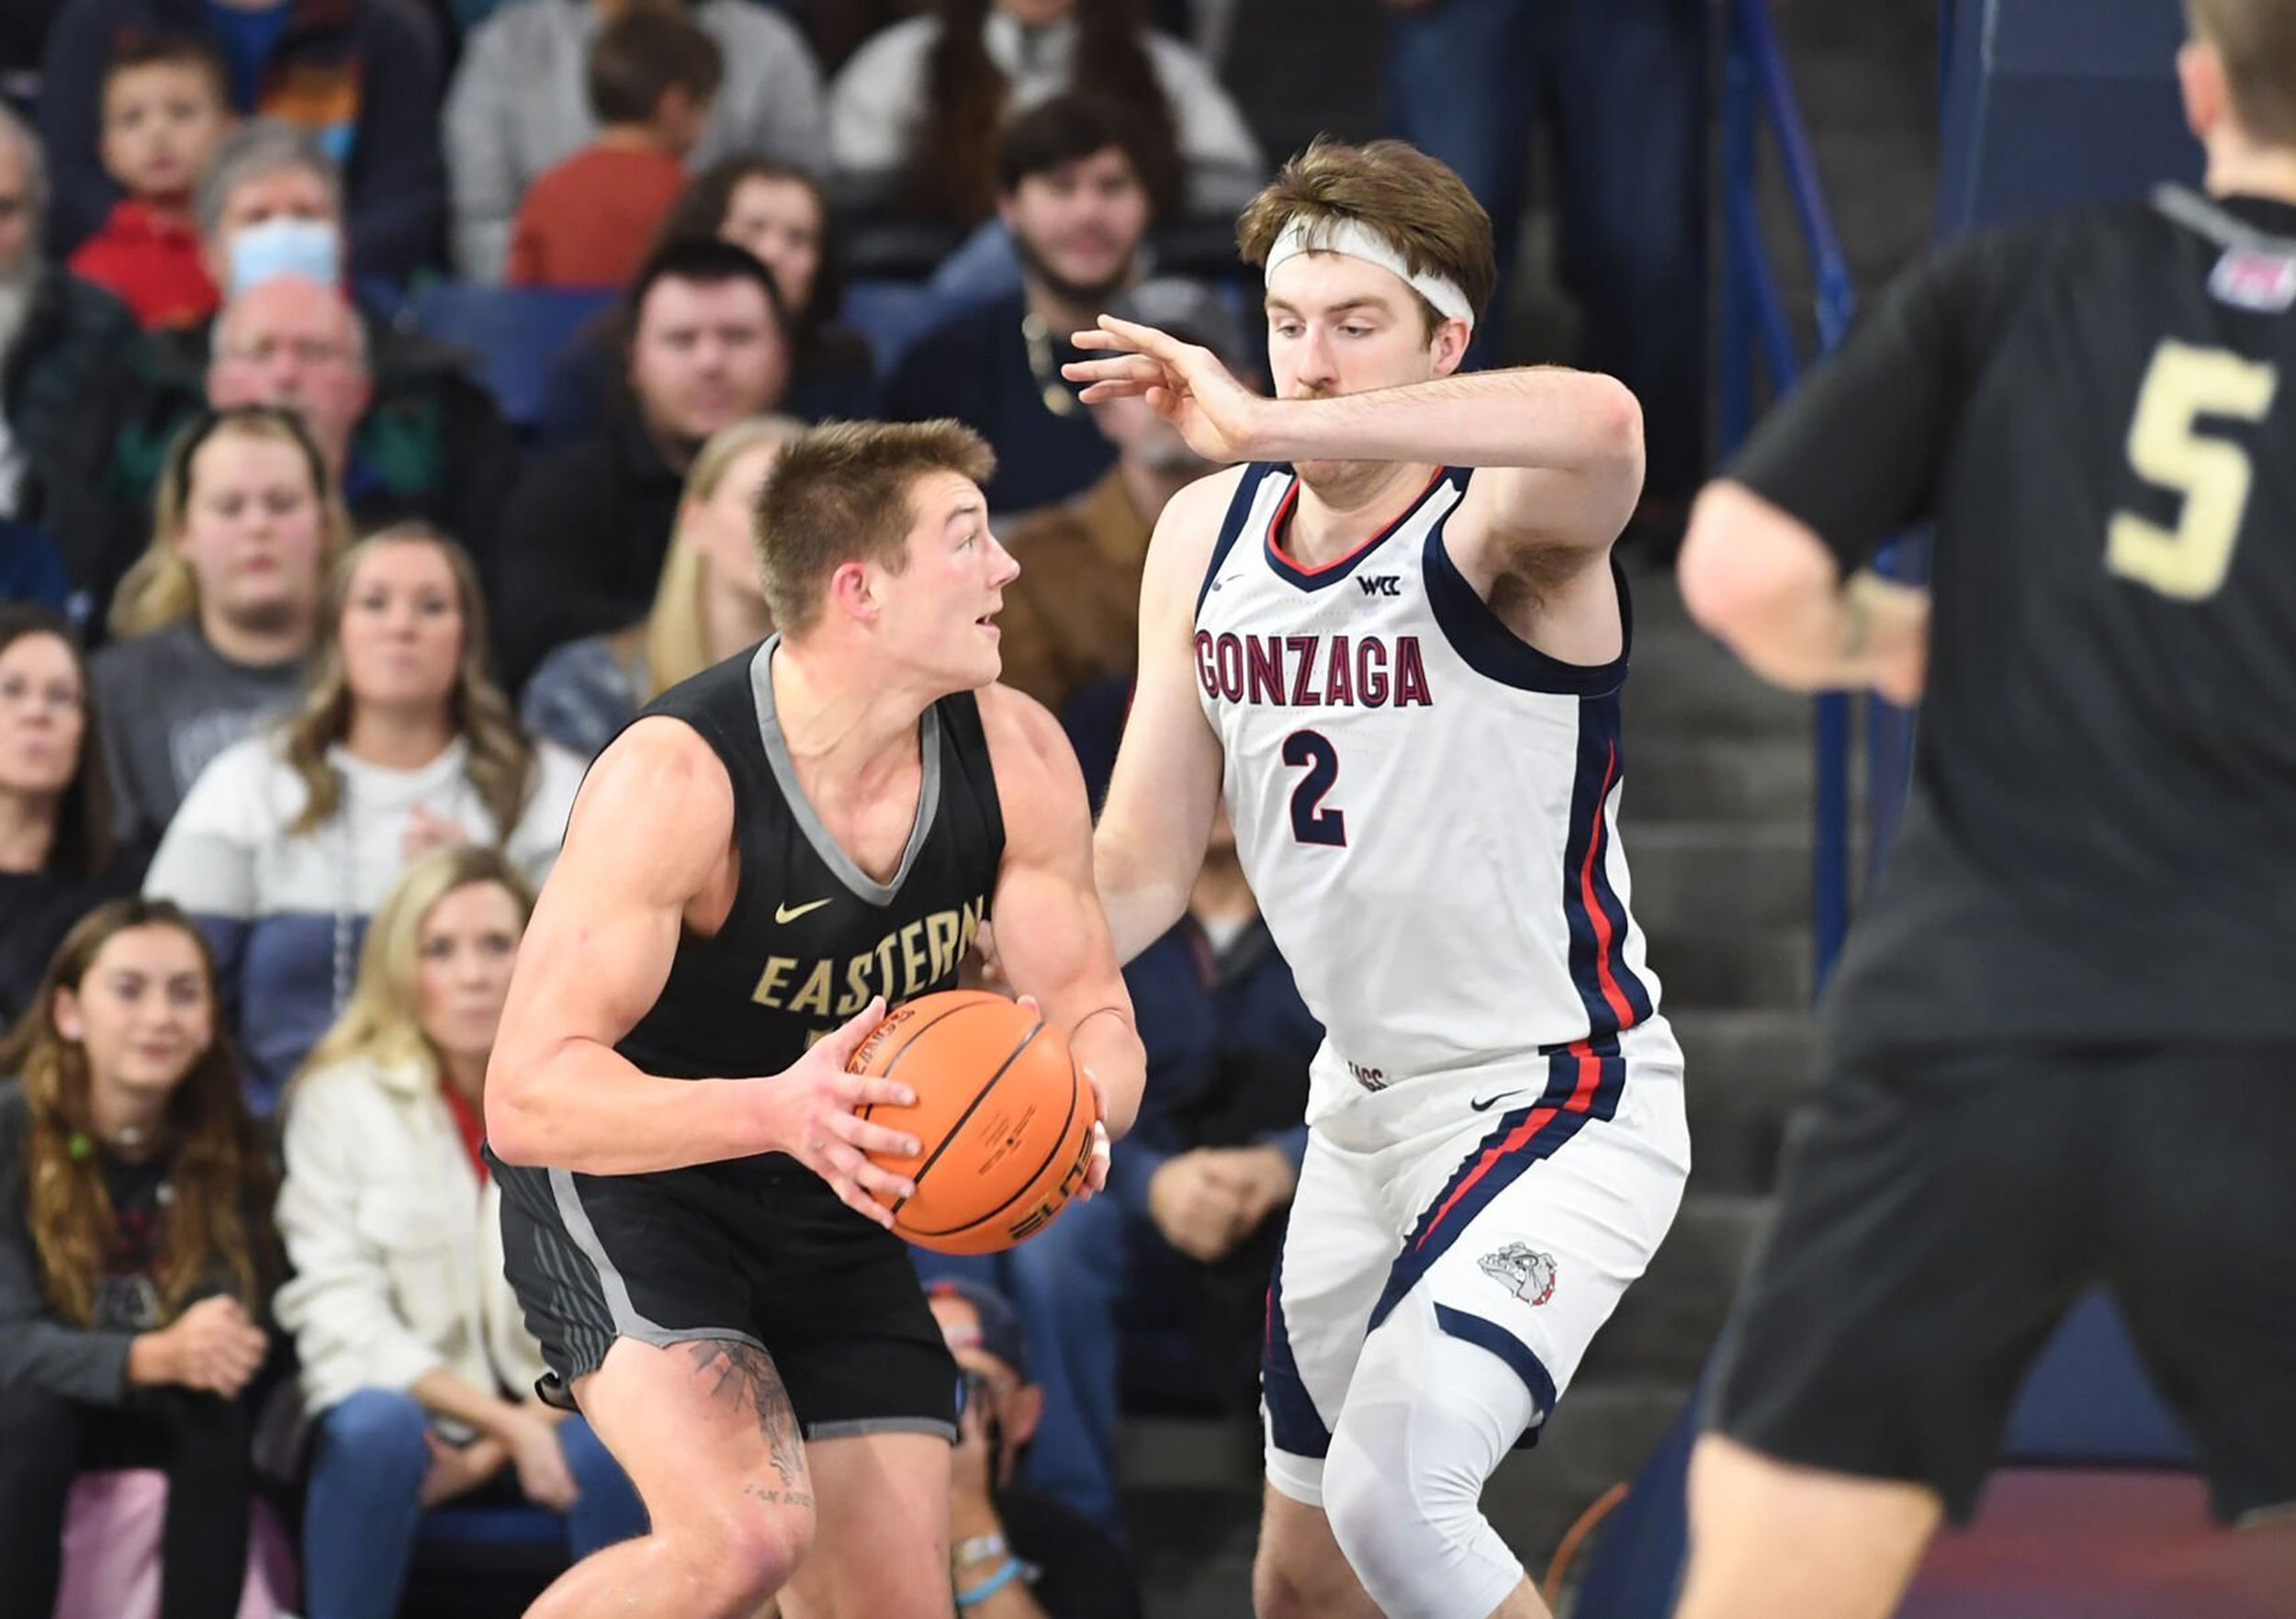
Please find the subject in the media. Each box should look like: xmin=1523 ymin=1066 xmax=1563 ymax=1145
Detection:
xmin=1074 ymin=141 xmax=1690 ymax=1619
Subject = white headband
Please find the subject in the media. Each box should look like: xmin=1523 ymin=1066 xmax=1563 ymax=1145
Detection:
xmin=1264 ymin=216 xmax=1475 ymax=332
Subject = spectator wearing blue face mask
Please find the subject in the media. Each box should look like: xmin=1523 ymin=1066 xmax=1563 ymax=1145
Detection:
xmin=40 ymin=125 xmax=524 ymax=643
xmin=37 ymin=0 xmax=445 ymax=285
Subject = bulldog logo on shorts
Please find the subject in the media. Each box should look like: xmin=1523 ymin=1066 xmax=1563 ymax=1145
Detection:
xmin=1479 ymin=1242 xmax=1558 ymax=1307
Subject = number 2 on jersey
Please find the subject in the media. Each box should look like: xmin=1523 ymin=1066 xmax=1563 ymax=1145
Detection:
xmin=1283 ymin=730 xmax=1346 ymax=847
xmin=2107 ymin=340 xmax=2278 ymax=601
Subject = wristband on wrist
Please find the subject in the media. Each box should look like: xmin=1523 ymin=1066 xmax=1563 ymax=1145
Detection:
xmin=955 ymin=1557 xmax=1024 ymax=1607
xmin=952 ymin=1532 xmax=1007 ymax=1569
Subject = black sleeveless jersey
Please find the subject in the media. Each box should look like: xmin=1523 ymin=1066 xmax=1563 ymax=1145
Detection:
xmin=614 ymin=638 xmax=1007 ymax=1085
xmin=1729 ymin=186 xmax=2296 ymax=1047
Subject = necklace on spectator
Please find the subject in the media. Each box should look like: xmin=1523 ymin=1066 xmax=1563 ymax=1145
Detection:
xmin=1021 ymin=313 xmax=1083 ymax=418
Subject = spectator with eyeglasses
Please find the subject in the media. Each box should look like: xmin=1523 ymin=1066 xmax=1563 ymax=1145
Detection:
xmin=46 ymin=128 xmax=525 ymax=635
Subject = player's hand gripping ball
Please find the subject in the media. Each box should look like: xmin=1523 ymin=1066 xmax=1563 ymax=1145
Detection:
xmin=845 ymin=990 xmax=1099 ymax=1254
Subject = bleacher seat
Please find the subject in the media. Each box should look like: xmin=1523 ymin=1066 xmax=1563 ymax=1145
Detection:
xmin=404 ymin=283 xmax=618 ymax=431
xmin=838 ymin=278 xmax=963 ymax=377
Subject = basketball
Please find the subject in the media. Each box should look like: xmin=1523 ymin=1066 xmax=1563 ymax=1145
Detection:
xmin=846 ymin=990 xmax=1099 ymax=1254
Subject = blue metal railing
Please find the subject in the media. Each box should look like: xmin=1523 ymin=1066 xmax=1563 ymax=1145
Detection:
xmin=1716 ymin=0 xmax=1860 ymax=986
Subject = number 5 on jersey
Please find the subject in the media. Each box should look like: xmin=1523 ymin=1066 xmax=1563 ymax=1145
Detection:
xmin=2107 ymin=339 xmax=2278 ymax=601
xmin=1283 ymin=730 xmax=1345 ymax=847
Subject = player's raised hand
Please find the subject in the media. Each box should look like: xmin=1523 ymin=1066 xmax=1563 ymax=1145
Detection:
xmin=1064 ymin=314 xmax=1266 ymax=463
xmin=755 ymin=998 xmax=923 ymax=1228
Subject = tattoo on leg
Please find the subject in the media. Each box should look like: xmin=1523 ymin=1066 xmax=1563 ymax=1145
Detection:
xmin=684 ymin=1340 xmax=809 ymax=1492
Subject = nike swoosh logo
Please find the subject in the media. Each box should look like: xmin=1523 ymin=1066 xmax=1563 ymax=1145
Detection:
xmin=774 ymin=898 xmax=833 ymax=925
xmin=1469 ymin=1088 xmax=1529 ymax=1114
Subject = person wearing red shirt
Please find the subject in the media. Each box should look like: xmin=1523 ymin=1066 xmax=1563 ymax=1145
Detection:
xmin=67 ymin=31 xmax=234 ymax=329
xmin=507 ymin=10 xmax=721 ymax=290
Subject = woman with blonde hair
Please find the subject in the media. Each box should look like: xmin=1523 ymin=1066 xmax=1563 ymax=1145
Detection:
xmin=0 ymin=898 xmax=284 ymax=1619
xmin=145 ymin=523 xmax=584 ymax=1113
xmin=521 ymin=414 xmax=802 ymax=759
xmin=276 ymin=847 xmax=644 ymax=1619
xmin=89 ymin=405 xmax=353 ymax=842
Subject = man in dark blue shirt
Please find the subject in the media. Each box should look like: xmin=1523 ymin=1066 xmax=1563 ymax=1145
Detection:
xmin=884 ymin=96 xmax=1154 ymax=517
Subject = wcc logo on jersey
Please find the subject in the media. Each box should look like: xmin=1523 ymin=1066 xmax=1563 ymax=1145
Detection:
xmin=1480 ymin=1242 xmax=1558 ymax=1307
xmin=1358 ymin=575 xmax=1402 ymax=597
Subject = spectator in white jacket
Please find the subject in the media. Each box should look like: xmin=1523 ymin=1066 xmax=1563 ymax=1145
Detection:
xmin=144 ymin=523 xmax=585 ymax=1113
xmin=275 ymin=846 xmax=645 ymax=1619
xmin=445 ymin=0 xmax=828 ymax=282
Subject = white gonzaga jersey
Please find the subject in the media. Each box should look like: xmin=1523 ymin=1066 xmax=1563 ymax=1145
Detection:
xmin=1194 ymin=463 xmax=1662 ymax=1118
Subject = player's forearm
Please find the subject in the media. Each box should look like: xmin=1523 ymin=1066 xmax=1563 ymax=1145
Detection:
xmin=413 ymin=1367 xmax=533 ymax=1445
xmin=1067 ymin=1007 xmax=1144 ymax=1140
xmin=1681 ymin=483 xmax=1918 ymax=693
xmin=1089 ymin=826 xmax=1195 ymax=965
xmin=485 ymin=1040 xmax=769 ymax=1175
xmin=1243 ymin=365 xmax=1641 ymax=477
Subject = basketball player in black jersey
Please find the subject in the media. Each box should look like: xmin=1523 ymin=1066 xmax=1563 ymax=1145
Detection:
xmin=1671 ymin=6 xmax=2296 ymax=1615
xmin=481 ymin=420 xmax=1147 ymax=1619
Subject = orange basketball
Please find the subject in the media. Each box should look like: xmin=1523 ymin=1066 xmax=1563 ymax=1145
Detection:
xmin=847 ymin=990 xmax=1098 ymax=1254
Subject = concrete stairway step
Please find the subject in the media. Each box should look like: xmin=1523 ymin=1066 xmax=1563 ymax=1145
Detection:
xmin=1582 ymin=1193 xmax=1771 ymax=1387
xmin=1618 ymin=824 xmax=1813 ymax=934
xmin=1627 ymin=646 xmax=1814 ymax=742
xmin=1626 ymin=735 xmax=1822 ymax=824
xmin=1674 ymin=1009 xmax=1821 ymax=1193
xmin=1485 ymin=1378 xmax=1697 ymax=1571
xmin=1648 ymin=926 xmax=1813 ymax=1010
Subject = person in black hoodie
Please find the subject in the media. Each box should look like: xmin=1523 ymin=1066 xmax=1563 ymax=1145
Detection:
xmin=493 ymin=237 xmax=793 ymax=689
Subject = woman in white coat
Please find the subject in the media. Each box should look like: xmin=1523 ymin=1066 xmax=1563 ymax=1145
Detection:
xmin=275 ymin=846 xmax=643 ymax=1619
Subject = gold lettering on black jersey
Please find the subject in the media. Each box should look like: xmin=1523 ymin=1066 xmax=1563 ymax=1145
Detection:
xmin=754 ymin=897 xmax=991 ymax=1015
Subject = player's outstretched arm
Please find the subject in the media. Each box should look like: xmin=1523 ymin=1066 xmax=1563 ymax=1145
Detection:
xmin=1065 ymin=312 xmax=1645 ymax=556
xmin=1679 ymin=480 xmax=1928 ymax=704
xmin=1090 ymin=472 xmax=1232 ymax=964
xmin=979 ymin=686 xmax=1148 ymax=1142
xmin=485 ymin=720 xmax=921 ymax=1217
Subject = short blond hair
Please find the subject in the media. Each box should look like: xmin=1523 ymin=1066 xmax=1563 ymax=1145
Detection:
xmin=1237 ymin=139 xmax=1497 ymax=340
xmin=643 ymin=415 xmax=806 ymax=696
xmin=2189 ymin=0 xmax=2296 ymax=144
xmin=753 ymin=421 xmax=996 ymax=635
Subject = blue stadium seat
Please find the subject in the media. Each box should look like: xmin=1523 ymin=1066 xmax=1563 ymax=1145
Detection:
xmin=838 ymin=279 xmax=964 ymax=377
xmin=1937 ymin=0 xmax=2198 ymax=230
xmin=405 ymin=283 xmax=618 ymax=430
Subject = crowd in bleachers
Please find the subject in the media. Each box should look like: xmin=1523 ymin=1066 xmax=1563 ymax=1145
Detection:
xmin=0 ymin=1 xmax=1714 ymax=1613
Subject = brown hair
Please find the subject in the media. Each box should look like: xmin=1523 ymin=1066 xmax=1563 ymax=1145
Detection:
xmin=107 ymin=405 xmax=352 ymax=642
xmin=1236 ymin=139 xmax=1498 ymax=339
xmin=909 ymin=0 xmax=1182 ymax=225
xmin=0 ymin=607 xmax=115 ymax=882
xmin=0 ymin=899 xmax=277 ymax=1329
xmin=2188 ymin=0 xmax=2296 ymax=144
xmin=658 ymin=156 xmax=845 ymax=331
xmin=586 ymin=8 xmax=724 ymax=128
xmin=754 ymin=421 xmax=996 ymax=635
xmin=280 ymin=523 xmax=537 ymax=838
xmin=105 ymin=28 xmax=231 ymax=107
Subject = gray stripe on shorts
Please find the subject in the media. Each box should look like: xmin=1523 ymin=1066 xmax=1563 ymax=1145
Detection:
xmin=807 ymin=1416 xmax=959 ymax=1444
xmin=549 ymin=1167 xmax=666 ymax=1338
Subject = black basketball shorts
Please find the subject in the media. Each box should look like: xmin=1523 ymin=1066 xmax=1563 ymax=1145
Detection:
xmin=1708 ymin=1037 xmax=2296 ymax=1523
xmin=492 ymin=1151 xmax=958 ymax=1442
